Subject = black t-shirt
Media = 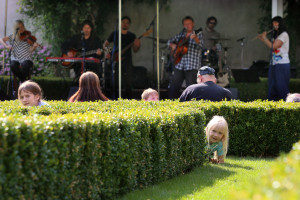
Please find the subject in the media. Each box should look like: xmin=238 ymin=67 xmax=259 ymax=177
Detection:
xmin=107 ymin=31 xmax=136 ymax=66
xmin=179 ymin=81 xmax=232 ymax=102
xmin=61 ymin=34 xmax=102 ymax=59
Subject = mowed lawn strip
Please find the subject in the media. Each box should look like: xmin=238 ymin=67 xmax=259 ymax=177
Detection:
xmin=118 ymin=156 xmax=274 ymax=200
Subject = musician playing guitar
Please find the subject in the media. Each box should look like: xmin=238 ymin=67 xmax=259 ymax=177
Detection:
xmin=167 ymin=16 xmax=203 ymax=99
xmin=61 ymin=20 xmax=103 ymax=78
xmin=103 ymin=16 xmax=141 ymax=99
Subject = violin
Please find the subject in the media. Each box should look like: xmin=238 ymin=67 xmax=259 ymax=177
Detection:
xmin=20 ymin=31 xmax=42 ymax=48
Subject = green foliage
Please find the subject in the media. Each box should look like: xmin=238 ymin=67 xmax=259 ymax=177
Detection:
xmin=0 ymin=100 xmax=206 ymax=199
xmin=177 ymin=100 xmax=300 ymax=157
xmin=230 ymin=141 xmax=300 ymax=200
xmin=230 ymin=77 xmax=300 ymax=101
xmin=1 ymin=76 xmax=300 ymax=101
xmin=0 ymin=76 xmax=76 ymax=100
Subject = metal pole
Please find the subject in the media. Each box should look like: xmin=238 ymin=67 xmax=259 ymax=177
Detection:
xmin=118 ymin=0 xmax=122 ymax=98
xmin=3 ymin=0 xmax=8 ymax=68
xmin=156 ymin=0 xmax=160 ymax=95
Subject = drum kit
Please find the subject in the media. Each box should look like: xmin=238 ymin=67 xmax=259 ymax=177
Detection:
xmin=146 ymin=35 xmax=232 ymax=87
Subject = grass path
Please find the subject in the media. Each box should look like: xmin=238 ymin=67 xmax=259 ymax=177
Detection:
xmin=118 ymin=156 xmax=274 ymax=200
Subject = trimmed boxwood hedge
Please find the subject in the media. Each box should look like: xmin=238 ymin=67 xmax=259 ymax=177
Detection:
xmin=0 ymin=76 xmax=76 ymax=100
xmin=0 ymin=100 xmax=300 ymax=199
xmin=230 ymin=140 xmax=300 ymax=200
xmin=230 ymin=77 xmax=300 ymax=101
xmin=180 ymin=100 xmax=300 ymax=157
xmin=1 ymin=76 xmax=300 ymax=100
xmin=0 ymin=100 xmax=206 ymax=199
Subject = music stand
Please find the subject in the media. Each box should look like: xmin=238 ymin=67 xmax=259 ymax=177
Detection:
xmin=231 ymin=69 xmax=260 ymax=83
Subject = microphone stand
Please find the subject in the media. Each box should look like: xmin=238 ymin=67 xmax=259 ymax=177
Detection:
xmin=81 ymin=32 xmax=86 ymax=75
xmin=146 ymin=0 xmax=166 ymax=88
xmin=110 ymin=20 xmax=119 ymax=100
xmin=237 ymin=37 xmax=246 ymax=68
xmin=8 ymin=28 xmax=19 ymax=99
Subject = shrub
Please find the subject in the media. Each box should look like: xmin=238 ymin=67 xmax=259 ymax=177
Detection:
xmin=0 ymin=100 xmax=206 ymax=199
xmin=230 ymin=141 xmax=300 ymax=200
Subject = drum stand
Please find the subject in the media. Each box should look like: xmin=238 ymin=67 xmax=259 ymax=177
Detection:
xmin=238 ymin=37 xmax=246 ymax=69
xmin=223 ymin=47 xmax=231 ymax=79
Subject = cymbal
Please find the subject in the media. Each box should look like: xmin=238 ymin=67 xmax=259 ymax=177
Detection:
xmin=209 ymin=37 xmax=230 ymax=41
xmin=146 ymin=36 xmax=168 ymax=43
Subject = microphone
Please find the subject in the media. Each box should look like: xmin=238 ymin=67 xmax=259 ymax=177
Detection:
xmin=237 ymin=36 xmax=245 ymax=42
xmin=81 ymin=30 xmax=84 ymax=40
xmin=16 ymin=27 xmax=20 ymax=31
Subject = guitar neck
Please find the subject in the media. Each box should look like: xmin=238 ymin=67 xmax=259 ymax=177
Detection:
xmin=79 ymin=49 xmax=99 ymax=57
xmin=177 ymin=29 xmax=202 ymax=48
xmin=120 ymin=34 xmax=144 ymax=55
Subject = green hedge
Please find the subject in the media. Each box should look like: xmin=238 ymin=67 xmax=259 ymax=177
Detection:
xmin=230 ymin=77 xmax=300 ymax=101
xmin=0 ymin=100 xmax=206 ymax=199
xmin=230 ymin=140 xmax=300 ymax=200
xmin=0 ymin=100 xmax=300 ymax=158
xmin=0 ymin=100 xmax=300 ymax=198
xmin=1 ymin=76 xmax=300 ymax=101
xmin=0 ymin=76 xmax=76 ymax=100
xmin=179 ymin=100 xmax=300 ymax=157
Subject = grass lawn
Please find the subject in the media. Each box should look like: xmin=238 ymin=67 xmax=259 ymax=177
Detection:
xmin=118 ymin=156 xmax=274 ymax=200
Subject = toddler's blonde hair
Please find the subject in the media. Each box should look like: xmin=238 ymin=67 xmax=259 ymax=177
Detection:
xmin=205 ymin=116 xmax=229 ymax=158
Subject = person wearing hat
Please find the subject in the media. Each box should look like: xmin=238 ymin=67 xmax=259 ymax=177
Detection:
xmin=179 ymin=66 xmax=232 ymax=102
xmin=61 ymin=19 xmax=103 ymax=78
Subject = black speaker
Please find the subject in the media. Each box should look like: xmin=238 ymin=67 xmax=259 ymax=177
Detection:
xmin=0 ymin=90 xmax=11 ymax=101
xmin=227 ymin=88 xmax=238 ymax=100
xmin=67 ymin=86 xmax=79 ymax=100
xmin=232 ymin=69 xmax=260 ymax=83
xmin=132 ymin=66 xmax=148 ymax=89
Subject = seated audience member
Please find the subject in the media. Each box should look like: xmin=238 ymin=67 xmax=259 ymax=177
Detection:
xmin=69 ymin=71 xmax=109 ymax=102
xmin=18 ymin=80 xmax=48 ymax=106
xmin=141 ymin=88 xmax=159 ymax=101
xmin=179 ymin=66 xmax=232 ymax=102
xmin=286 ymin=93 xmax=300 ymax=102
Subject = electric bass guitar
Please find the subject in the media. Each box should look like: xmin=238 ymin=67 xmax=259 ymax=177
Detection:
xmin=113 ymin=29 xmax=153 ymax=62
xmin=171 ymin=28 xmax=202 ymax=65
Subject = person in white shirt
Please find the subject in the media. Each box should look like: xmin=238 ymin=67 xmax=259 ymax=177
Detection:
xmin=258 ymin=16 xmax=290 ymax=101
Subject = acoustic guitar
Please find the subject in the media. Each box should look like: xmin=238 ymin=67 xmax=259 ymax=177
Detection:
xmin=171 ymin=28 xmax=202 ymax=65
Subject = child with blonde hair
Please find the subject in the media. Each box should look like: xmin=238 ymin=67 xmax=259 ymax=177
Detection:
xmin=205 ymin=116 xmax=229 ymax=164
xmin=141 ymin=88 xmax=159 ymax=101
xmin=18 ymin=80 xmax=48 ymax=106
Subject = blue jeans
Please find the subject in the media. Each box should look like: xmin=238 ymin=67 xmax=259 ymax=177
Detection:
xmin=268 ymin=63 xmax=290 ymax=101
